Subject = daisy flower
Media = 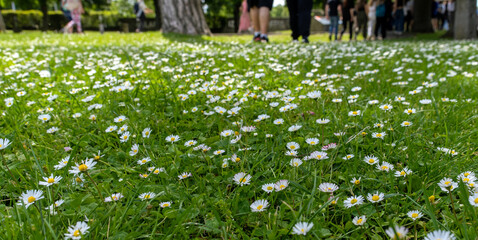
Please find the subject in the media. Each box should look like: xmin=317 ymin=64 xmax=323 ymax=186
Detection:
xmin=142 ymin=128 xmax=152 ymax=138
xmin=348 ymin=110 xmax=361 ymax=117
xmin=352 ymin=215 xmax=367 ymax=226
xmin=250 ymin=199 xmax=269 ymax=212
xmin=129 ymin=144 xmax=139 ymax=156
xmin=38 ymin=114 xmax=51 ymax=122
xmin=401 ymin=121 xmax=412 ymax=127
xmin=137 ymin=157 xmax=151 ymax=165
xmin=262 ymin=183 xmax=275 ymax=193
xmin=117 ymin=124 xmax=128 ymax=134
xmin=469 ymin=193 xmax=478 ymax=207
xmin=105 ymin=125 xmax=117 ymax=133
xmin=377 ymin=162 xmax=394 ymax=172
xmin=344 ymin=195 xmax=364 ymax=208
xmin=160 ymin=202 xmax=172 ymax=208
xmin=385 ymin=226 xmax=408 ymax=239
xmin=220 ymin=130 xmax=234 ymax=137
xmin=0 ymin=138 xmax=12 ymax=150
xmin=119 ymin=131 xmax=131 ymax=143
xmin=290 ymin=158 xmax=303 ymax=167
xmin=306 ymin=138 xmax=319 ymax=145
xmin=318 ymin=183 xmax=339 ymax=193
xmin=395 ymin=167 xmax=412 ymax=177
xmin=288 ymin=125 xmax=302 ymax=132
xmin=351 ymin=177 xmax=361 ymax=185
xmin=292 ymin=222 xmax=314 ymax=235
xmin=138 ymin=192 xmax=157 ymax=201
xmin=39 ymin=174 xmax=63 ymax=187
xmin=233 ymin=172 xmax=252 ymax=186
xmin=424 ymin=230 xmax=456 ymax=240
xmin=364 ymin=155 xmax=379 ymax=165
xmin=310 ymin=151 xmax=328 ymax=160
xmin=105 ymin=193 xmax=124 ymax=202
xmin=64 ymin=221 xmax=89 ymax=239
xmin=438 ymin=177 xmax=458 ymax=192
xmin=316 ymin=118 xmax=330 ymax=124
xmin=273 ymin=119 xmax=284 ymax=125
xmin=343 ymin=154 xmax=354 ymax=160
xmin=178 ymin=172 xmax=192 ymax=180
xmin=379 ymin=104 xmax=393 ymax=111
xmin=69 ymin=159 xmax=97 ymax=174
xmin=184 ymin=140 xmax=197 ymax=147
xmin=114 ymin=115 xmax=127 ymax=123
xmin=367 ymin=192 xmax=385 ymax=203
xmin=165 ymin=135 xmax=180 ymax=143
xmin=404 ymin=108 xmax=416 ymax=115
xmin=285 ymin=150 xmax=298 ymax=156
xmin=286 ymin=142 xmax=300 ymax=150
xmin=372 ymin=132 xmax=386 ymax=139
xmin=275 ymin=180 xmax=289 ymax=191
xmin=213 ymin=150 xmax=225 ymax=155
xmin=18 ymin=190 xmax=44 ymax=208
xmin=92 ymin=151 xmax=104 ymax=161
xmin=407 ymin=210 xmax=423 ymax=221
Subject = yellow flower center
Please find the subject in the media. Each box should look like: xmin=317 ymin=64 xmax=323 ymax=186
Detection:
xmin=241 ymin=178 xmax=247 ymax=183
xmin=464 ymin=178 xmax=470 ymax=182
xmin=294 ymin=162 xmax=299 ymax=166
xmin=350 ymin=198 xmax=357 ymax=204
xmin=290 ymin=146 xmax=295 ymax=149
xmin=317 ymin=155 xmax=322 ymax=159
xmin=372 ymin=195 xmax=379 ymax=201
xmin=142 ymin=160 xmax=147 ymax=163
xmin=327 ymin=187 xmax=332 ymax=190
xmin=79 ymin=164 xmax=88 ymax=171
xmin=267 ymin=186 xmax=273 ymax=190
xmin=301 ymin=228 xmax=305 ymax=232
xmin=384 ymin=106 xmax=389 ymax=109
xmin=43 ymin=118 xmax=47 ymax=120
xmin=369 ymin=159 xmax=375 ymax=163
xmin=311 ymin=141 xmax=315 ymax=144
xmin=354 ymin=180 xmax=360 ymax=185
xmin=235 ymin=157 xmax=240 ymax=162
xmin=357 ymin=219 xmax=363 ymax=224
xmin=444 ymin=181 xmax=451 ymax=185
xmin=257 ymin=205 xmax=263 ymax=210
xmin=145 ymin=131 xmax=149 ymax=135
xmin=76 ymin=177 xmax=83 ymax=183
xmin=429 ymin=195 xmax=435 ymax=202
xmin=171 ymin=137 xmax=175 ymax=141
xmin=408 ymin=110 xmax=413 ymax=113
xmin=404 ymin=122 xmax=409 ymax=126
xmin=464 ymin=173 xmax=470 ymax=177
xmin=94 ymin=155 xmax=100 ymax=160
xmin=154 ymin=170 xmax=159 ymax=174
xmin=144 ymin=195 xmax=150 ymax=199
xmin=47 ymin=178 xmax=55 ymax=183
xmin=352 ymin=111 xmax=358 ymax=115
xmin=474 ymin=198 xmax=478 ymax=204
xmin=377 ymin=134 xmax=382 ymax=137
xmin=279 ymin=185 xmax=285 ymax=189
xmin=183 ymin=175 xmax=188 ymax=178
xmin=73 ymin=230 xmax=80 ymax=237
xmin=347 ymin=155 xmax=352 ymax=159
xmin=381 ymin=166 xmax=388 ymax=170
xmin=118 ymin=118 xmax=122 ymax=121
xmin=163 ymin=203 xmax=170 ymax=207
xmin=411 ymin=213 xmax=418 ymax=218
xmin=123 ymin=136 xmax=128 ymax=140
xmin=27 ymin=196 xmax=36 ymax=203
xmin=400 ymin=171 xmax=406 ymax=176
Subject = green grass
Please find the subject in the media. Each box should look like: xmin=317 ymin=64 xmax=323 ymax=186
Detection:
xmin=0 ymin=32 xmax=477 ymax=239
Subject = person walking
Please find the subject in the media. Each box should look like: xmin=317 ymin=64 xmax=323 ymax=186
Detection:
xmin=64 ymin=0 xmax=84 ymax=34
xmin=248 ymin=0 xmax=274 ymax=43
xmin=134 ymin=0 xmax=153 ymax=32
xmin=431 ymin=0 xmax=439 ymax=31
xmin=61 ymin=0 xmax=73 ymax=33
xmin=367 ymin=0 xmax=377 ymax=39
xmin=238 ymin=0 xmax=252 ymax=33
xmin=325 ymin=0 xmax=343 ymax=41
xmin=393 ymin=0 xmax=404 ymax=35
xmin=354 ymin=0 xmax=368 ymax=40
xmin=374 ymin=0 xmax=386 ymax=39
xmin=404 ymin=0 xmax=413 ymax=32
xmin=447 ymin=0 xmax=454 ymax=33
xmin=338 ymin=0 xmax=354 ymax=41
xmin=287 ymin=0 xmax=313 ymax=43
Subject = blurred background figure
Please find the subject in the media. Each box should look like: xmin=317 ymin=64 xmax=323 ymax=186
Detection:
xmin=287 ymin=0 xmax=313 ymax=43
xmin=339 ymin=0 xmax=355 ymax=41
xmin=355 ymin=0 xmax=368 ymax=40
xmin=64 ymin=0 xmax=84 ymax=34
xmin=393 ymin=0 xmax=404 ymax=35
xmin=326 ymin=0 xmax=342 ymax=41
xmin=61 ymin=0 xmax=73 ymax=33
xmin=404 ymin=0 xmax=414 ymax=32
xmin=368 ymin=0 xmax=377 ymax=40
xmin=374 ymin=0 xmax=386 ymax=39
xmin=238 ymin=0 xmax=252 ymax=34
xmin=134 ymin=0 xmax=153 ymax=33
xmin=248 ymin=0 xmax=274 ymax=42
xmin=431 ymin=0 xmax=439 ymax=31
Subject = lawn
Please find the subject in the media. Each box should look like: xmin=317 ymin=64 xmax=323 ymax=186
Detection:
xmin=0 ymin=32 xmax=477 ymax=239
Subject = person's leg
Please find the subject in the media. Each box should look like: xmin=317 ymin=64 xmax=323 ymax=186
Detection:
xmin=298 ymin=0 xmax=313 ymax=41
xmin=349 ymin=20 xmax=354 ymax=40
xmin=250 ymin=7 xmax=260 ymax=33
xmin=259 ymin=6 xmax=270 ymax=42
xmin=381 ymin=17 xmax=386 ymax=38
xmin=374 ymin=17 xmax=381 ymax=38
xmin=287 ymin=0 xmax=299 ymax=40
xmin=332 ymin=16 xmax=339 ymax=40
xmin=362 ymin=16 xmax=367 ymax=39
xmin=339 ymin=20 xmax=347 ymax=40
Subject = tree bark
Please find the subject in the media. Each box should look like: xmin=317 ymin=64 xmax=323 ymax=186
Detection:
xmin=412 ymin=0 xmax=434 ymax=33
xmin=0 ymin=5 xmax=6 ymax=32
xmin=454 ymin=0 xmax=477 ymax=39
xmin=40 ymin=0 xmax=48 ymax=31
xmin=159 ymin=0 xmax=211 ymax=35
xmin=153 ymin=0 xmax=162 ymax=30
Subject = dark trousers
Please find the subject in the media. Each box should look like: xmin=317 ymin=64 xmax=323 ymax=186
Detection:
xmin=375 ymin=16 xmax=387 ymax=38
xmin=340 ymin=19 xmax=353 ymax=39
xmin=287 ymin=0 xmax=313 ymax=39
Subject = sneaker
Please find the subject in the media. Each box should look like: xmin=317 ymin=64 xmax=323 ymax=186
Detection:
xmin=302 ymin=38 xmax=309 ymax=44
xmin=253 ymin=34 xmax=261 ymax=42
xmin=292 ymin=39 xmax=299 ymax=43
xmin=328 ymin=35 xmax=332 ymax=41
xmin=261 ymin=36 xmax=269 ymax=43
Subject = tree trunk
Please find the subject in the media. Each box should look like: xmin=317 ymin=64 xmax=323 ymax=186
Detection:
xmin=412 ymin=0 xmax=434 ymax=33
xmin=454 ymin=0 xmax=477 ymax=39
xmin=0 ymin=6 xmax=6 ymax=32
xmin=40 ymin=0 xmax=48 ymax=31
xmin=153 ymin=0 xmax=161 ymax=30
xmin=159 ymin=0 xmax=211 ymax=35
xmin=233 ymin=2 xmax=241 ymax=33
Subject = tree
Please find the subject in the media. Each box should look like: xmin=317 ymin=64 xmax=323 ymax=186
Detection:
xmin=40 ymin=0 xmax=48 ymax=31
xmin=454 ymin=0 xmax=477 ymax=39
xmin=159 ymin=0 xmax=211 ymax=35
xmin=0 ymin=3 xmax=5 ymax=32
xmin=412 ymin=0 xmax=434 ymax=33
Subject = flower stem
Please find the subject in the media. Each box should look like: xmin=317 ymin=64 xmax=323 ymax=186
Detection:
xmin=86 ymin=172 xmax=104 ymax=204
